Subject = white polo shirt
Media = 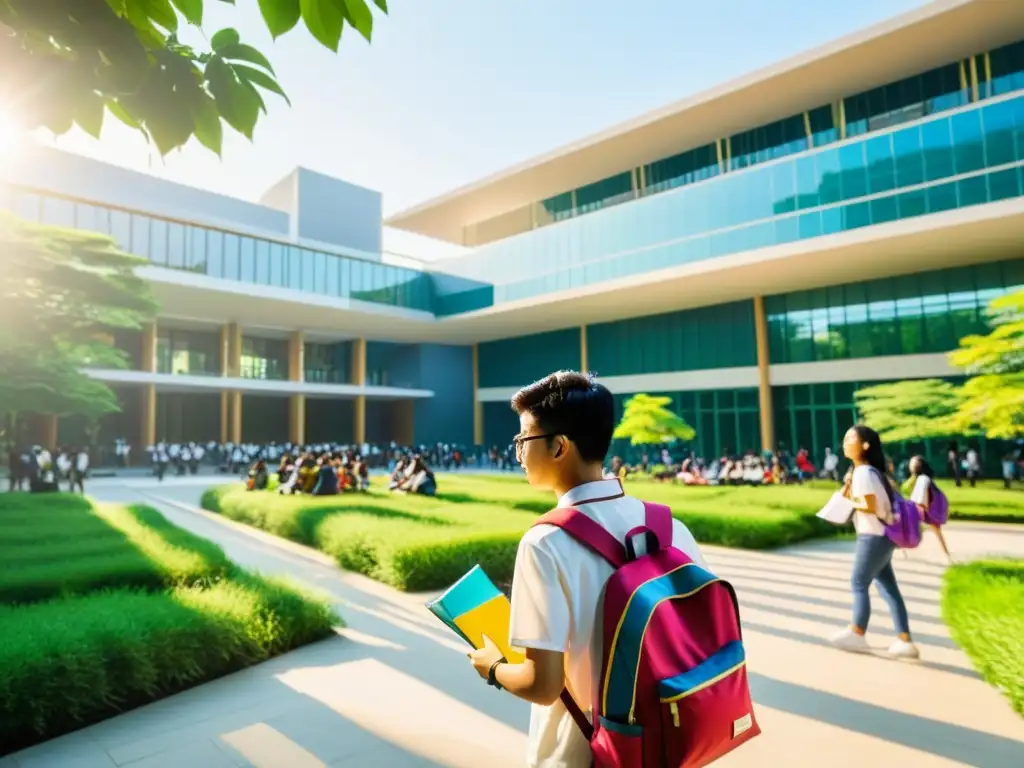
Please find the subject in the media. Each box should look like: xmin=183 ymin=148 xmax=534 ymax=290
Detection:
xmin=509 ymin=479 xmax=707 ymax=767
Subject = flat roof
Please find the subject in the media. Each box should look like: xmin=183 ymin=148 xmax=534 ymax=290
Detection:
xmin=386 ymin=0 xmax=1024 ymax=244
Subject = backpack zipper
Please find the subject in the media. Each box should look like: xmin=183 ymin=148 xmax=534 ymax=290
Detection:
xmin=670 ymin=701 xmax=680 ymax=727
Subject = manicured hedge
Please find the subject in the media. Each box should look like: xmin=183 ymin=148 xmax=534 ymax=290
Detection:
xmin=0 ymin=494 xmax=338 ymax=752
xmin=942 ymin=559 xmax=1024 ymax=716
xmin=202 ymin=475 xmax=845 ymax=592
xmin=0 ymin=574 xmax=336 ymax=751
xmin=0 ymin=495 xmax=230 ymax=604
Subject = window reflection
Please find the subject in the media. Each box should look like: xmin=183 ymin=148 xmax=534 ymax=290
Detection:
xmin=766 ymin=259 xmax=1023 ymax=364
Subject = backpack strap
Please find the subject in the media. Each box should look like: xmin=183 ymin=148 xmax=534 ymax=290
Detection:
xmin=642 ymin=501 xmax=673 ymax=550
xmin=560 ymin=689 xmax=594 ymax=741
xmin=534 ymin=507 xmax=627 ymax=568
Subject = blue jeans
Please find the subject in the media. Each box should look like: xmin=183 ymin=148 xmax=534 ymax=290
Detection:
xmin=851 ymin=534 xmax=910 ymax=636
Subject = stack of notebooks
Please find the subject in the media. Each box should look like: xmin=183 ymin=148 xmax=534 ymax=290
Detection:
xmin=426 ymin=565 xmax=525 ymax=664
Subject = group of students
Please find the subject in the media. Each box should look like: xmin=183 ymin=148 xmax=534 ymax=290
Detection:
xmin=246 ymin=450 xmax=371 ymax=495
xmin=6 ymin=444 xmax=89 ymax=493
xmin=610 ymin=445 xmax=823 ymax=486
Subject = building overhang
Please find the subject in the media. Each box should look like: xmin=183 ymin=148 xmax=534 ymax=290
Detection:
xmin=147 ymin=199 xmax=1024 ymax=346
xmin=385 ymin=0 xmax=1024 ymax=243
xmin=85 ymin=370 xmax=434 ymax=400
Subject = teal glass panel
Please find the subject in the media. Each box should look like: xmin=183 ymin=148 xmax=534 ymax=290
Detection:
xmin=893 ymin=125 xmax=925 ymax=186
xmin=921 ymin=118 xmax=954 ymax=181
xmin=478 ymin=328 xmax=580 ymax=388
xmin=765 ymin=259 xmax=1023 ymax=364
xmin=951 ymin=109 xmax=985 ymax=174
xmin=989 ymin=167 xmax=1023 ymax=201
xmin=988 ymin=40 xmax=1024 ymax=97
xmin=983 ymin=98 xmax=1018 ymax=166
xmin=866 ymin=134 xmax=896 ymax=193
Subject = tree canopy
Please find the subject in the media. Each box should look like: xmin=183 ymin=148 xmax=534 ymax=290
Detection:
xmin=0 ymin=212 xmax=158 ymax=421
xmin=612 ymin=393 xmax=696 ymax=447
xmin=0 ymin=0 xmax=388 ymax=155
xmin=856 ymin=288 xmax=1024 ymax=442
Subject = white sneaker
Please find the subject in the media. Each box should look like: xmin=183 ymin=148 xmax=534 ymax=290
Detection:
xmin=829 ymin=627 xmax=871 ymax=654
xmin=888 ymin=639 xmax=920 ymax=659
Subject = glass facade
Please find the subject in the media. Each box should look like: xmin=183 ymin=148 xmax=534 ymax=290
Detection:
xmin=0 ymin=188 xmax=437 ymax=313
xmin=766 ymin=258 xmax=1024 ymax=364
xmin=304 ymin=341 xmax=353 ymax=384
xmin=773 ymin=380 xmax=1013 ymax=477
xmin=155 ymin=328 xmax=220 ymax=376
xmin=588 ymin=301 xmax=756 ymax=376
xmin=463 ymin=39 xmax=1023 ymax=247
xmin=240 ymin=337 xmax=288 ymax=380
xmin=477 ymin=328 xmax=581 ymax=389
xmin=472 ymin=93 xmax=1024 ymax=303
xmin=606 ymin=389 xmax=761 ymax=465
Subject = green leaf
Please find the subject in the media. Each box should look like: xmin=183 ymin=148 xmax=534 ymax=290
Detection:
xmin=211 ymin=27 xmax=241 ymax=50
xmin=371 ymin=0 xmax=387 ymax=11
xmin=106 ymin=100 xmax=141 ymax=130
xmin=75 ymin=91 xmax=106 ymax=138
xmin=342 ymin=0 xmax=373 ymax=42
xmin=190 ymin=92 xmax=223 ymax=155
xmin=171 ymin=0 xmax=203 ymax=25
xmin=300 ymin=0 xmax=344 ymax=52
xmin=143 ymin=0 xmax=179 ymax=32
xmin=216 ymin=42 xmax=275 ymax=75
xmin=233 ymin=64 xmax=290 ymax=106
xmin=206 ymin=57 xmax=261 ymax=139
xmin=258 ymin=0 xmax=302 ymax=38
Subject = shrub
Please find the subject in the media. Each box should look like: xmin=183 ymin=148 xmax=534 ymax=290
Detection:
xmin=204 ymin=474 xmax=859 ymax=592
xmin=942 ymin=559 xmax=1024 ymax=716
xmin=0 ymin=495 xmax=231 ymax=605
xmin=0 ymin=574 xmax=336 ymax=751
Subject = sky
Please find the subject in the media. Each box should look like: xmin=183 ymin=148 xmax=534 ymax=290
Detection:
xmin=41 ymin=0 xmax=930 ymax=259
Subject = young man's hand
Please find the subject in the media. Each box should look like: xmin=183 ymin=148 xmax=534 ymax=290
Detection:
xmin=468 ymin=634 xmax=504 ymax=680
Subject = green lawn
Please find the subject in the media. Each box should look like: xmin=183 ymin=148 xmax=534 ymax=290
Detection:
xmin=942 ymin=559 xmax=1024 ymax=717
xmin=204 ymin=473 xmax=1023 ymax=594
xmin=0 ymin=494 xmax=337 ymax=752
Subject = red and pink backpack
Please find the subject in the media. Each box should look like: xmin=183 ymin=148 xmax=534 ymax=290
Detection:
xmin=534 ymin=501 xmax=760 ymax=768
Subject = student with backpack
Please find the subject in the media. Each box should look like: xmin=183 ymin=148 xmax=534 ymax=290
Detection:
xmin=906 ymin=456 xmax=951 ymax=562
xmin=468 ymin=371 xmax=760 ymax=767
xmin=831 ymin=425 xmax=919 ymax=660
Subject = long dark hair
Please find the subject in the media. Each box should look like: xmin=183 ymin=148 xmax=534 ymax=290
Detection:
xmin=910 ymin=455 xmax=934 ymax=478
xmin=851 ymin=424 xmax=893 ymax=498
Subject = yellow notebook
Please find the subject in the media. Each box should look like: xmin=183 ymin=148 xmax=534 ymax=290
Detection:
xmin=426 ymin=565 xmax=525 ymax=664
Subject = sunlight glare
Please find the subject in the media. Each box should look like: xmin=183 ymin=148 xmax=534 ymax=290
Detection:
xmin=0 ymin=109 xmax=23 ymax=155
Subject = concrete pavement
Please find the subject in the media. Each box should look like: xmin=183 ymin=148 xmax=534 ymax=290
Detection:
xmin=4 ymin=478 xmax=1023 ymax=767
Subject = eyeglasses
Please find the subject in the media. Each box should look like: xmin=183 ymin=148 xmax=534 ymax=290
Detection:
xmin=513 ymin=433 xmax=554 ymax=455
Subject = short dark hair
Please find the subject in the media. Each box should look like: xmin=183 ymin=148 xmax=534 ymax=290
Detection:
xmin=510 ymin=370 xmax=614 ymax=463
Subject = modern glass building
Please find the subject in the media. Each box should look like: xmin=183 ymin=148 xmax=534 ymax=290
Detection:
xmin=4 ymin=0 xmax=1023 ymax=471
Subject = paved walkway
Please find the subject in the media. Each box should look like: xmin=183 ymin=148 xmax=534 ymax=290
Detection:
xmin=4 ymin=480 xmax=1024 ymax=767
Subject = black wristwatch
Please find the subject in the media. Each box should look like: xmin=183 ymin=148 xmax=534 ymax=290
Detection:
xmin=488 ymin=657 xmax=507 ymax=690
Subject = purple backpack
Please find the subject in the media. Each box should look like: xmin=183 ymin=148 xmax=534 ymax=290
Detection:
xmin=872 ymin=468 xmax=923 ymax=549
xmin=924 ymin=483 xmax=949 ymax=526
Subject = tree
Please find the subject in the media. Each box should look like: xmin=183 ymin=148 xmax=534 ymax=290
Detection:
xmin=0 ymin=212 xmax=158 ymax=424
xmin=0 ymin=0 xmax=388 ymax=155
xmin=856 ymin=288 xmax=1024 ymax=442
xmin=613 ymin=394 xmax=696 ymax=447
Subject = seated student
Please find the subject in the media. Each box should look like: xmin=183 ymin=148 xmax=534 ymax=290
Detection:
xmin=310 ymin=456 xmax=339 ymax=496
xmin=468 ymin=371 xmax=707 ymax=767
xmin=277 ymin=454 xmax=294 ymax=486
xmin=411 ymin=456 xmax=437 ymax=496
xmin=246 ymin=459 xmax=269 ymax=491
xmin=388 ymin=456 xmax=408 ymax=490
xmin=298 ymin=455 xmax=318 ymax=494
xmin=354 ymin=458 xmax=370 ymax=492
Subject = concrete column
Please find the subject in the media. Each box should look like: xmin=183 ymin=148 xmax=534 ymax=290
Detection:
xmin=221 ymin=323 xmax=243 ymax=443
xmin=229 ymin=390 xmax=242 ymax=444
xmin=580 ymin=325 xmax=589 ymax=373
xmin=219 ymin=391 xmax=228 ymax=443
xmin=352 ymin=338 xmax=367 ymax=445
xmin=141 ymin=384 xmax=156 ymax=448
xmin=472 ymin=344 xmax=483 ymax=446
xmin=753 ymin=296 xmax=775 ymax=453
xmin=288 ymin=330 xmax=305 ymax=445
xmin=140 ymin=321 xmax=157 ymax=451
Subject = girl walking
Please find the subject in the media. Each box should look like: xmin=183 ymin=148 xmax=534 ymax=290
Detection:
xmin=906 ymin=456 xmax=952 ymax=562
xmin=831 ymin=425 xmax=919 ymax=659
